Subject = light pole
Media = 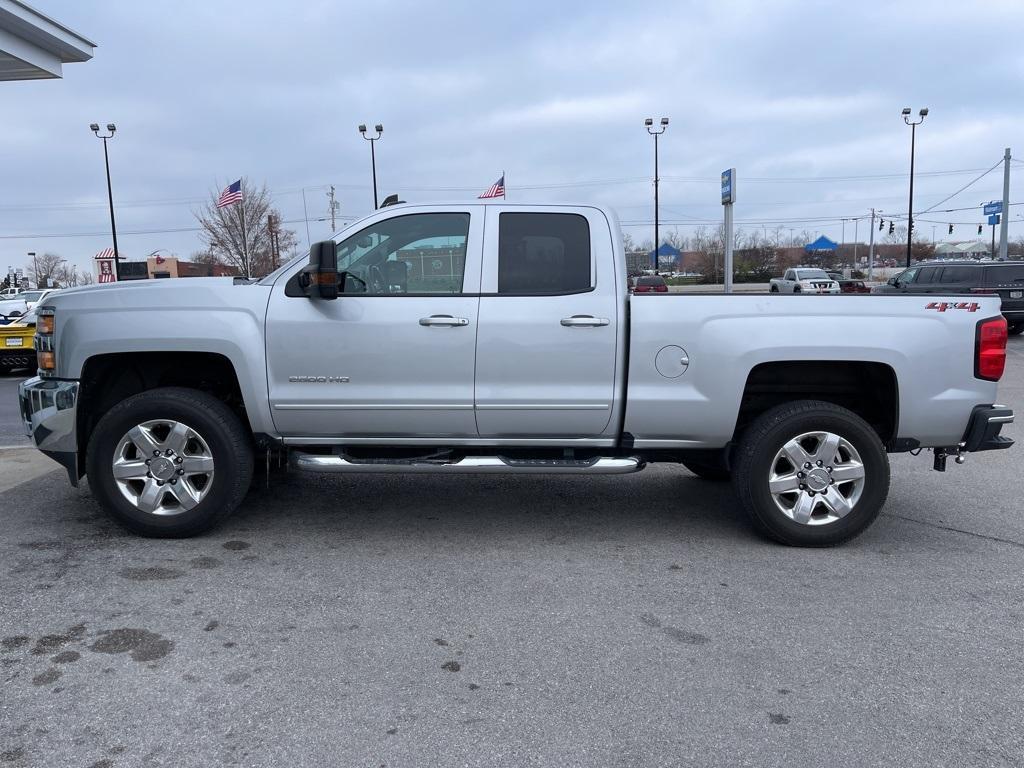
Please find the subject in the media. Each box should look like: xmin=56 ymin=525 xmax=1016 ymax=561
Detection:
xmin=90 ymin=122 xmax=121 ymax=280
xmin=645 ymin=117 xmax=669 ymax=272
xmin=901 ymin=107 xmax=928 ymax=269
xmin=358 ymin=123 xmax=383 ymax=209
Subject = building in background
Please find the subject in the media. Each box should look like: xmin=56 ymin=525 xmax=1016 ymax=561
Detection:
xmin=0 ymin=0 xmax=94 ymax=81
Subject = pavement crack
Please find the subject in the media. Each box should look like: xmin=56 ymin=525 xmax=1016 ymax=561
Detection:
xmin=888 ymin=513 xmax=1024 ymax=549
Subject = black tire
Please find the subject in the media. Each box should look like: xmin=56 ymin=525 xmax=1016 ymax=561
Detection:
xmin=732 ymin=400 xmax=889 ymax=547
xmin=86 ymin=387 xmax=253 ymax=537
xmin=793 ymin=285 xmax=801 ymax=293
xmin=1007 ymin=321 xmax=1024 ymax=337
xmin=770 ymin=285 xmax=779 ymax=293
xmin=682 ymin=460 xmax=731 ymax=482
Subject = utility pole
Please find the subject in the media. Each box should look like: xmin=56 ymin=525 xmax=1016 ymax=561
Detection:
xmin=327 ymin=185 xmax=339 ymax=231
xmin=867 ymin=209 xmax=876 ymax=281
xmin=1000 ymin=148 xmax=1011 ymax=260
xmin=267 ymin=214 xmax=280 ymax=270
xmin=853 ymin=217 xmax=859 ymax=273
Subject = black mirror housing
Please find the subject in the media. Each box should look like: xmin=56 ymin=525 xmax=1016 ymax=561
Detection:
xmin=309 ymin=241 xmax=338 ymax=300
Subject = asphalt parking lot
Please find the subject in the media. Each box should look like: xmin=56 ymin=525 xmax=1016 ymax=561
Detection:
xmin=2 ymin=341 xmax=1023 ymax=768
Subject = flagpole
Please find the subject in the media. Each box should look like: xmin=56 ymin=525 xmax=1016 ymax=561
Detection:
xmin=503 ymin=169 xmax=506 ymax=199
xmin=239 ymin=192 xmax=249 ymax=278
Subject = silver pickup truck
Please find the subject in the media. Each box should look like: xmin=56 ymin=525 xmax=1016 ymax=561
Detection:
xmin=19 ymin=202 xmax=1015 ymax=546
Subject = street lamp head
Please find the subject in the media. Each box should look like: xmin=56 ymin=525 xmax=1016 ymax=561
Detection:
xmin=660 ymin=117 xmax=669 ymax=126
xmin=901 ymin=107 xmax=912 ymax=116
xmin=919 ymin=108 xmax=928 ymax=117
xmin=644 ymin=118 xmax=653 ymax=126
xmin=89 ymin=123 xmax=99 ymax=132
xmin=374 ymin=124 xmax=383 ymax=133
xmin=358 ymin=124 xmax=367 ymax=134
xmin=106 ymin=123 xmax=116 ymax=133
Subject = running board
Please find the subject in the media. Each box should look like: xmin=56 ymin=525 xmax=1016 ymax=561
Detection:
xmin=290 ymin=453 xmax=645 ymax=475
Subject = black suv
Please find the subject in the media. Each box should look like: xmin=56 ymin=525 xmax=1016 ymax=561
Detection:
xmin=873 ymin=260 xmax=1024 ymax=335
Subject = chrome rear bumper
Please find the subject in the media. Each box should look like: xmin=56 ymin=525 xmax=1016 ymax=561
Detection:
xmin=18 ymin=376 xmax=80 ymax=486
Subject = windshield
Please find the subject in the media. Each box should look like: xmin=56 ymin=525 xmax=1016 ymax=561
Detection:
xmin=796 ymin=269 xmax=829 ymax=280
xmin=637 ymin=276 xmax=666 ymax=286
xmin=19 ymin=291 xmax=43 ymax=302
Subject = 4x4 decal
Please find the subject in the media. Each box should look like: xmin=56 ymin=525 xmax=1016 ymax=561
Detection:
xmin=926 ymin=301 xmax=979 ymax=313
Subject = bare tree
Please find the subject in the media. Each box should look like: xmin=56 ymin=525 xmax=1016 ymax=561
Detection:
xmin=26 ymin=252 xmax=65 ymax=288
xmin=194 ymin=179 xmax=298 ymax=278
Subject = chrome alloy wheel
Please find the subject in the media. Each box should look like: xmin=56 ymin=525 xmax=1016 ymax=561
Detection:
xmin=111 ymin=419 xmax=215 ymax=516
xmin=768 ymin=430 xmax=865 ymax=526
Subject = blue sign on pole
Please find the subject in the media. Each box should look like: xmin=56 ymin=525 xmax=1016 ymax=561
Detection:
xmin=721 ymin=168 xmax=736 ymax=205
xmin=988 ymin=214 xmax=1000 ymax=226
xmin=983 ymin=201 xmax=1002 ymax=216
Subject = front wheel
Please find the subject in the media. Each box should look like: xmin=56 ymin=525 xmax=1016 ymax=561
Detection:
xmin=732 ymin=400 xmax=889 ymax=546
xmin=86 ymin=387 xmax=254 ymax=537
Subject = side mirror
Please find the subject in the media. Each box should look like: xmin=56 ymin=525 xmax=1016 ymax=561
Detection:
xmin=888 ymin=277 xmax=898 ymax=286
xmin=310 ymin=240 xmax=337 ymax=300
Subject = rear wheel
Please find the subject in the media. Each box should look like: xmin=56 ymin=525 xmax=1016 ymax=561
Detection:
xmin=1007 ymin=321 xmax=1024 ymax=337
xmin=86 ymin=387 xmax=253 ymax=537
xmin=769 ymin=285 xmax=779 ymax=293
xmin=733 ymin=400 xmax=889 ymax=546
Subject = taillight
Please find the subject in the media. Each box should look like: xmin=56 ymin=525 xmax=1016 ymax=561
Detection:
xmin=976 ymin=316 xmax=1007 ymax=381
xmin=655 ymin=285 xmax=668 ymax=292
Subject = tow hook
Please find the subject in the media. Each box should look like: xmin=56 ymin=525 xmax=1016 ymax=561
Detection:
xmin=932 ymin=443 xmax=967 ymax=472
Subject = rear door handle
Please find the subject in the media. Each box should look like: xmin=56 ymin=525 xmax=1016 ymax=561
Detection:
xmin=419 ymin=315 xmax=469 ymax=327
xmin=560 ymin=315 xmax=610 ymax=327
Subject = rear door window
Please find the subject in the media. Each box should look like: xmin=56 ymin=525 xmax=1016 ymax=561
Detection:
xmin=916 ymin=267 xmax=940 ymax=284
xmin=938 ymin=266 xmax=977 ymax=284
xmin=497 ymin=213 xmax=592 ymax=294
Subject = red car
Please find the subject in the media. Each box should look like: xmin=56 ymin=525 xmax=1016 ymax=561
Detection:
xmin=837 ymin=279 xmax=870 ymax=294
xmin=629 ymin=276 xmax=669 ymax=293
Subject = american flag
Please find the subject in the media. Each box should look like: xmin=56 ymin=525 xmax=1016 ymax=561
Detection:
xmin=478 ymin=174 xmax=505 ymax=199
xmin=217 ymin=179 xmax=243 ymax=208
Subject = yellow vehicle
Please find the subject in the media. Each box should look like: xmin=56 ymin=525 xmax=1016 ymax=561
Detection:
xmin=0 ymin=308 xmax=36 ymax=373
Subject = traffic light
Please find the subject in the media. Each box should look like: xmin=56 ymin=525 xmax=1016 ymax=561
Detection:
xmin=879 ymin=219 xmax=884 ymax=231
xmin=948 ymin=224 xmax=953 ymax=234
xmin=978 ymin=224 xmax=983 ymax=235
xmin=888 ymin=222 xmax=895 ymax=235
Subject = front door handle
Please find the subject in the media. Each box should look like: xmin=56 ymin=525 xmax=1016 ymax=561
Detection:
xmin=560 ymin=315 xmax=610 ymax=327
xmin=419 ymin=315 xmax=469 ymax=327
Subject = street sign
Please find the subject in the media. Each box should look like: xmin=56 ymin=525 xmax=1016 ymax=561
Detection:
xmin=721 ymin=168 xmax=736 ymax=205
xmin=984 ymin=201 xmax=1002 ymax=216
xmin=988 ymin=214 xmax=1001 ymax=225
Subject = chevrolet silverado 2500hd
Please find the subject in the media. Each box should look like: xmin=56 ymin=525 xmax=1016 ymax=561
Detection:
xmin=19 ymin=202 xmax=1014 ymax=545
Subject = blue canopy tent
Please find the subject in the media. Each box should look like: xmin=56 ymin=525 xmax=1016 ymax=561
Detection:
xmin=804 ymin=236 xmax=838 ymax=253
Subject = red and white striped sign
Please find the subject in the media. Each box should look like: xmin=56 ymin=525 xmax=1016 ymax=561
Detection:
xmin=95 ymin=248 xmax=117 ymax=283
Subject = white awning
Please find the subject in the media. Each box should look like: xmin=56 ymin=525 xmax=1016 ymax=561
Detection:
xmin=0 ymin=0 xmax=94 ymax=81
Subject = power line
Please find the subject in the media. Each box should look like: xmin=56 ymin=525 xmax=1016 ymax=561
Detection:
xmin=918 ymin=159 xmax=1003 ymax=214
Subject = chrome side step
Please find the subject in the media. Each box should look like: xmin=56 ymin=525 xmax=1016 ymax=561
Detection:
xmin=291 ymin=452 xmax=645 ymax=475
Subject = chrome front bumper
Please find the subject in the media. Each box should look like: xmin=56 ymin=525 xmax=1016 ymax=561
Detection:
xmin=18 ymin=376 xmax=80 ymax=486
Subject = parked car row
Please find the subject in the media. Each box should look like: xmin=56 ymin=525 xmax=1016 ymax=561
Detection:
xmin=0 ymin=288 xmax=59 ymax=323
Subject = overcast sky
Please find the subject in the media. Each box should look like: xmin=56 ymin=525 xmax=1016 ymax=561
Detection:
xmin=3 ymin=0 xmax=1023 ymax=276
